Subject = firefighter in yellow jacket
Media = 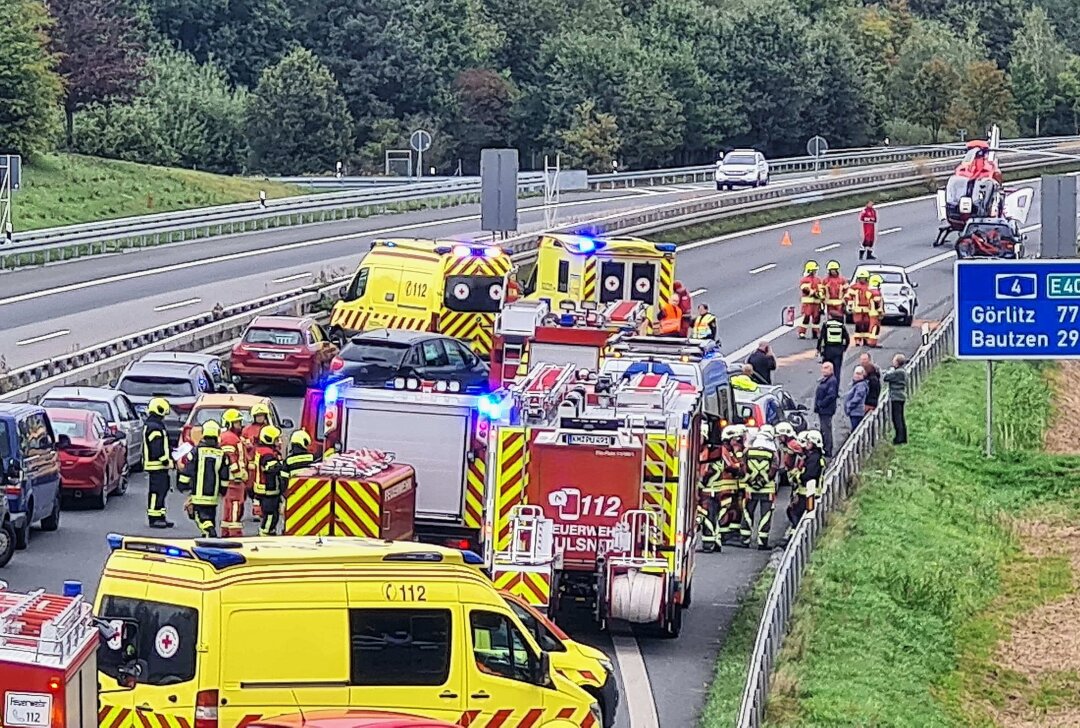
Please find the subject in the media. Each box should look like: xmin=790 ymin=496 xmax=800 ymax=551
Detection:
xmin=177 ymin=421 xmax=230 ymax=538
xmin=740 ymin=425 xmax=779 ymax=550
xmin=252 ymin=426 xmax=285 ymax=536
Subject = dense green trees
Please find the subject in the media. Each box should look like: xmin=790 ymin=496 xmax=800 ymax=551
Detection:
xmin=4 ymin=0 xmax=1080 ymax=170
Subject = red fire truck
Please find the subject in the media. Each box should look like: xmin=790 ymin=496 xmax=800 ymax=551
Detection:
xmin=483 ymin=363 xmax=703 ymax=637
xmin=0 ymin=583 xmax=104 ymax=728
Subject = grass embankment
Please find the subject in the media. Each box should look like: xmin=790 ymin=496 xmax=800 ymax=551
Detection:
xmin=703 ymin=358 xmax=1080 ymax=728
xmin=666 ymin=161 xmax=1080 ymax=246
xmin=13 ymin=154 xmax=304 ymax=230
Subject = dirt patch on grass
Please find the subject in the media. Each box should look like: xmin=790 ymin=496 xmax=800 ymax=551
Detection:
xmin=1045 ymin=362 xmax=1080 ymax=454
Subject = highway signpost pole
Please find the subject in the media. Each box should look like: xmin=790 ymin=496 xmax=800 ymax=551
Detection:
xmin=410 ymin=130 xmax=432 ymax=180
xmin=807 ymin=136 xmax=828 ymax=177
xmin=985 ymin=361 xmax=993 ymax=457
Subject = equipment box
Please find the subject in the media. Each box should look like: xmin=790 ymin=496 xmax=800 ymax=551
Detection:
xmin=286 ymin=450 xmax=416 ymax=540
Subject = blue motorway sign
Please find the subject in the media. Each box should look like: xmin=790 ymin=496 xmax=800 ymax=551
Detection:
xmin=955 ymin=259 xmax=1080 ymax=360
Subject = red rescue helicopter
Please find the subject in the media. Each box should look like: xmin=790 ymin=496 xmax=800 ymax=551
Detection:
xmin=933 ymin=126 xmax=1034 ymax=247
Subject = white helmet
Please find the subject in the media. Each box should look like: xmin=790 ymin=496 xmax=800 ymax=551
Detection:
xmin=758 ymin=424 xmax=776 ymax=440
xmin=803 ymin=430 xmax=824 ymax=449
xmin=775 ymin=422 xmax=796 ymax=439
xmin=721 ymin=425 xmax=739 ymax=441
xmin=731 ymin=424 xmax=748 ymax=440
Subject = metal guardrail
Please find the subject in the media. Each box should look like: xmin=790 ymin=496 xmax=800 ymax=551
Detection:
xmin=735 ymin=312 xmax=956 ymax=728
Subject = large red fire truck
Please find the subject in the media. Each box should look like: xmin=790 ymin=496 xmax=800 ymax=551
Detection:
xmin=482 ymin=362 xmax=703 ymax=637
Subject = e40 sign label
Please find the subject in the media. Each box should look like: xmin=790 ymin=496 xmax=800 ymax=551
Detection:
xmin=955 ymin=260 xmax=1080 ymax=360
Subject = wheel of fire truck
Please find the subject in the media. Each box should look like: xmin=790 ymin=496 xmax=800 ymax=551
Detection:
xmin=595 ymin=560 xmax=609 ymax=632
xmin=0 ymin=519 xmax=14 ymax=567
xmin=662 ymin=597 xmax=683 ymax=639
xmin=682 ymin=578 xmax=693 ymax=608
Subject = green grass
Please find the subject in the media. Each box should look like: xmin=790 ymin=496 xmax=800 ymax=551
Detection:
xmin=755 ymin=359 xmax=1080 ymax=728
xmin=698 ymin=566 xmax=776 ymax=727
xmin=12 ymin=154 xmax=305 ymax=230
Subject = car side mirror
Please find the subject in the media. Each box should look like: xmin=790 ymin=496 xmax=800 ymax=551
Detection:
xmin=338 ymin=285 xmax=349 ymax=301
xmin=107 ymin=432 xmax=126 ymax=444
xmin=912 ymin=281 xmax=919 ymax=288
xmin=281 ymin=419 xmax=295 ymax=429
xmin=98 ymin=618 xmax=142 ymax=690
xmin=3 ymin=459 xmax=20 ymax=484
xmin=534 ymin=650 xmax=553 ymax=687
xmin=57 ymin=434 xmax=72 ymax=449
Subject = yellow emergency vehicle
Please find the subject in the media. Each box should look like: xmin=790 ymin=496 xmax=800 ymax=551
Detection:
xmin=329 ymin=238 xmax=512 ymax=355
xmin=524 ymin=234 xmax=677 ymax=311
xmin=95 ymin=535 xmax=602 ymax=728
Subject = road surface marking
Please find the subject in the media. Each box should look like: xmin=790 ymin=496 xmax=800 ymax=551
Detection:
xmin=907 ymin=251 xmax=954 ymax=273
xmin=815 ymin=243 xmax=841 ymax=252
xmin=749 ymin=263 xmax=776 ymax=275
xmin=726 ymin=324 xmax=791 ymax=362
xmin=612 ymin=634 xmax=659 ymax=728
xmin=153 ymin=297 xmax=202 ymax=312
xmin=16 ymin=330 xmax=70 ymax=346
xmin=689 ymin=288 xmax=707 ymax=296
xmin=272 ymin=272 xmax=312 ymax=284
xmin=880 ymin=227 xmax=902 ymax=235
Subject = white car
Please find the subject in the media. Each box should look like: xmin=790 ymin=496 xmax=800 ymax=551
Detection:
xmin=853 ymin=264 xmax=919 ymax=326
xmin=715 ymin=149 xmax=769 ymax=190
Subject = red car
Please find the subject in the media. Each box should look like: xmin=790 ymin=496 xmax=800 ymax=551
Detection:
xmin=47 ymin=407 xmax=128 ymax=510
xmin=252 ymin=712 xmax=457 ymax=728
xmin=231 ymin=315 xmax=338 ymax=390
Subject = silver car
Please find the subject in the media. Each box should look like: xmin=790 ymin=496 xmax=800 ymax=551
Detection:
xmin=39 ymin=386 xmax=145 ymax=471
xmin=139 ymin=351 xmax=232 ymax=391
xmin=114 ymin=361 xmax=218 ymax=443
xmin=715 ymin=149 xmax=769 ymax=190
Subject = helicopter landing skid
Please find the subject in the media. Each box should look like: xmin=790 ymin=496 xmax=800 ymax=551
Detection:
xmin=933 ymin=227 xmax=952 ymax=248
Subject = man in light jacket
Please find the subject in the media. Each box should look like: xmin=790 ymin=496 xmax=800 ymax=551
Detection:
xmin=883 ymin=354 xmax=908 ymax=444
xmin=844 ymin=365 xmax=869 ymax=432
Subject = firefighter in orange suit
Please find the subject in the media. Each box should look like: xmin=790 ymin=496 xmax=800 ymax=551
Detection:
xmin=219 ymin=408 xmax=247 ymax=537
xmin=822 ymin=261 xmax=847 ymax=320
xmin=847 ymin=269 xmax=871 ymax=346
xmin=866 ymin=274 xmax=884 ymax=347
xmin=252 ymin=425 xmax=284 ymax=536
xmin=797 ymin=260 xmax=823 ymax=339
xmin=242 ymin=403 xmax=271 ymax=519
xmin=859 ymin=201 xmax=877 ymax=260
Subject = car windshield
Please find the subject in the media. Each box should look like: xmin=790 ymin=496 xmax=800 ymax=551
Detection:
xmin=946 ymin=176 xmax=971 ymax=200
xmin=861 ymin=270 xmax=904 ymax=284
xmin=244 ymin=328 xmax=302 ymax=346
xmin=341 ymin=341 xmax=411 ymax=367
xmin=41 ymin=399 xmax=111 ymax=419
xmin=724 ymin=155 xmax=756 ymax=165
xmin=444 ymin=275 xmax=504 ymax=313
xmin=118 ymin=376 xmax=194 ymax=398
xmin=970 ymin=223 xmax=1013 ymax=239
xmin=192 ymin=407 xmax=255 ymax=426
xmin=51 ymin=419 xmax=87 ymax=438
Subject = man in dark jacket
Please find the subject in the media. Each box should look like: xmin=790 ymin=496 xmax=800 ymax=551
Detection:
xmin=817 ymin=314 xmax=850 ymax=377
xmin=813 ymin=362 xmax=839 ymax=456
xmin=859 ymin=352 xmax=881 ymax=413
xmin=747 ymin=340 xmax=776 ymax=385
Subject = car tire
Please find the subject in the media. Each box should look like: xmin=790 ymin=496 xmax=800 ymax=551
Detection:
xmin=233 ymin=378 xmax=247 ymax=393
xmin=94 ymin=482 xmax=108 ymax=511
xmin=715 ymin=182 xmax=723 ymax=191
xmin=40 ymin=495 xmax=61 ymax=531
xmin=0 ymin=521 xmax=14 ymax=568
xmin=116 ymin=466 xmax=130 ymax=496
xmin=662 ymin=603 xmax=683 ymax=639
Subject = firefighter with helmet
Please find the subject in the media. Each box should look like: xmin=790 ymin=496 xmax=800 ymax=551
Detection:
xmin=775 ymin=422 xmax=804 ymax=492
xmin=797 ymin=260 xmax=824 ymax=339
xmin=740 ymin=425 xmax=778 ymax=550
xmin=846 ymin=269 xmax=871 ymax=346
xmin=699 ymin=424 xmax=746 ymax=551
xmin=785 ymin=430 xmax=825 ymax=544
xmin=143 ymin=397 xmax=175 ymax=528
xmin=822 ymin=261 xmax=848 ymax=320
xmin=177 ymin=420 xmax=230 ymax=538
xmin=860 ymin=201 xmax=877 ymax=260
xmin=252 ymin=426 xmax=285 ymax=536
xmin=866 ymin=274 xmax=884 ymax=347
xmin=284 ymin=430 xmax=320 ymax=479
xmin=243 ymin=403 xmax=272 ymax=519
xmin=219 ymin=409 xmax=247 ymax=537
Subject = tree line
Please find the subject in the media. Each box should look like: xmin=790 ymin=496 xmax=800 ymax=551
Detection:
xmin=2 ymin=0 xmax=1080 ymax=175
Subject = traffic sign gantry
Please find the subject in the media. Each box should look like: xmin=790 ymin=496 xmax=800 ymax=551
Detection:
xmin=955 ymin=259 xmax=1080 ymax=360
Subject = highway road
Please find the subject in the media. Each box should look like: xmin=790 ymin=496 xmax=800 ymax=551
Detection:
xmin=0 ymin=184 xmax=1014 ymax=728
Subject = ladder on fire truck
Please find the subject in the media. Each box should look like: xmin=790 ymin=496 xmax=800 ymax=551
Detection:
xmin=608 ymin=335 xmax=718 ymax=361
xmin=514 ymin=362 xmax=591 ymax=423
xmin=0 ymin=585 xmax=93 ymax=660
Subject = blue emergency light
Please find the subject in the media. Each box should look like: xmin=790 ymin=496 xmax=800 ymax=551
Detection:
xmin=325 ymin=382 xmax=341 ymax=406
xmin=453 ymin=245 xmax=471 ymax=257
xmin=107 ymin=533 xmax=123 ymax=550
xmin=654 ymin=242 xmax=677 ymax=253
xmin=192 ymin=547 xmax=246 ymax=570
xmin=477 ymin=394 xmax=503 ymax=419
xmin=462 ymin=550 xmax=484 ymax=565
xmin=63 ymin=580 xmax=82 ymax=597
xmin=483 ymin=246 xmax=501 ymax=258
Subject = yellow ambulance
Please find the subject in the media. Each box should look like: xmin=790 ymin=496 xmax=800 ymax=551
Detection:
xmin=329 ymin=238 xmax=512 ymax=355
xmin=95 ymin=536 xmax=603 ymax=728
xmin=524 ymin=234 xmax=677 ymax=311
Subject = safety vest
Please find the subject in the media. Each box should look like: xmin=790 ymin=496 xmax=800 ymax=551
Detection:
xmin=702 ymin=445 xmax=744 ymax=494
xmin=658 ymin=302 xmax=680 ymax=335
xmin=253 ymin=446 xmax=283 ymax=497
xmin=823 ymin=320 xmax=846 ymax=345
xmin=180 ymin=442 xmax=227 ymax=506
xmin=219 ymin=429 xmax=246 ymax=482
xmin=142 ymin=418 xmax=171 ymax=472
xmin=691 ymin=313 xmax=716 ymax=339
xmin=744 ymin=447 xmax=777 ymax=495
xmin=799 ymin=275 xmax=821 ymax=305
xmin=823 ymin=276 xmax=847 ymax=307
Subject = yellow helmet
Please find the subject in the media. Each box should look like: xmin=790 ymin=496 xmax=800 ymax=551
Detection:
xmin=201 ymin=420 xmax=221 ymax=439
xmin=869 ymin=274 xmax=883 ymax=288
xmin=290 ymin=430 xmax=312 ymax=449
xmin=855 ymin=269 xmax=870 ymax=281
xmin=222 ymin=408 xmax=243 ymax=426
xmin=826 ymin=260 xmax=840 ymax=273
xmin=148 ymin=398 xmax=170 ymax=417
xmin=259 ymin=425 xmax=282 ymax=446
xmin=804 ymin=260 xmax=819 ymax=274
xmin=251 ymin=403 xmax=271 ymax=418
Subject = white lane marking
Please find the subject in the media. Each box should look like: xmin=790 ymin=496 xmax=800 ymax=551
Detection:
xmin=726 ymin=325 xmax=792 ymax=362
xmin=272 ymin=272 xmax=311 ymax=284
xmin=16 ymin=329 xmax=70 ymax=346
xmin=689 ymin=288 xmax=707 ymax=296
xmin=815 ymin=243 xmax=841 ymax=252
xmin=750 ymin=263 xmax=776 ymax=275
xmin=880 ymin=227 xmax=902 ymax=235
xmin=612 ymin=634 xmax=660 ymax=728
xmin=153 ymin=297 xmax=201 ymax=312
xmin=1021 ymin=223 xmax=1040 ymax=233
xmin=907 ymin=251 xmax=955 ymax=273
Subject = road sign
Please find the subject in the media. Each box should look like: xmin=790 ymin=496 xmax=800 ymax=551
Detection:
xmin=410 ymin=130 xmax=432 ymax=153
xmin=954 ymin=259 xmax=1080 ymax=360
xmin=806 ymin=136 xmax=828 ymax=157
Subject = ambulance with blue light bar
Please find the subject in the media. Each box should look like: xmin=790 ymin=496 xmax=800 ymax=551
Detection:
xmin=482 ymin=361 xmax=703 ymax=637
xmin=328 ymin=238 xmax=512 ymax=355
xmin=523 ymin=234 xmax=677 ymax=313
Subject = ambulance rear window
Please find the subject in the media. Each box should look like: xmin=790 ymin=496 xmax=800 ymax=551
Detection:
xmin=349 ymin=608 xmax=451 ymax=686
xmin=444 ymin=275 xmax=503 ymax=313
xmin=97 ymin=596 xmax=198 ymax=686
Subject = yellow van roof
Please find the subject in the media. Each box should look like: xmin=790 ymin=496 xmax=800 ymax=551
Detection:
xmin=541 ymin=233 xmax=675 ymax=256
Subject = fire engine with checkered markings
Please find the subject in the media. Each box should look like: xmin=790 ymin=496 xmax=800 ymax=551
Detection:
xmin=482 ymin=362 xmax=704 ymax=637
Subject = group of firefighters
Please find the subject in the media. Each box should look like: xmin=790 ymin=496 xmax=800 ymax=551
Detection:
xmin=141 ymin=397 xmax=319 ymax=538
xmin=698 ymin=421 xmax=827 ymax=551
xmin=797 ymin=260 xmax=885 ymax=348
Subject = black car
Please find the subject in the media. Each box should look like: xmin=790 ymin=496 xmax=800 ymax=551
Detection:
xmin=327 ymin=329 xmax=489 ymax=392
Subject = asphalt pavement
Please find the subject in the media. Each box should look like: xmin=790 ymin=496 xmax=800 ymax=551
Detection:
xmin=0 ymin=185 xmax=995 ymax=728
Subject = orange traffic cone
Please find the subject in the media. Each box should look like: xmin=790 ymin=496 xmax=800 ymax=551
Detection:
xmin=781 ymin=231 xmax=792 ymax=246
xmin=811 ymin=220 xmax=821 ymax=235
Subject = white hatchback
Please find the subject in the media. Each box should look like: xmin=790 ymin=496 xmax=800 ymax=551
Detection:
xmin=853 ymin=264 xmax=919 ymax=326
xmin=715 ymin=149 xmax=769 ymax=190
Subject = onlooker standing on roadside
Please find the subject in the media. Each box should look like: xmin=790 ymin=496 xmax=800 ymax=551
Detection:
xmin=859 ymin=352 xmax=881 ymax=414
xmin=884 ymin=354 xmax=908 ymax=444
xmin=748 ymin=340 xmax=777 ymax=385
xmin=845 ymin=365 xmax=869 ymax=432
xmin=814 ymin=362 xmax=839 ymax=456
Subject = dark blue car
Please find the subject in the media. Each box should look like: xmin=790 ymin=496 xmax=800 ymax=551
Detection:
xmin=0 ymin=403 xmax=63 ymax=552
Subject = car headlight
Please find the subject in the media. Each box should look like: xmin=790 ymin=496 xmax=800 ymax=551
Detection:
xmin=899 ymin=286 xmax=911 ymax=296
xmin=589 ymin=702 xmax=603 ymax=725
xmin=598 ymin=657 xmax=614 ymax=674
